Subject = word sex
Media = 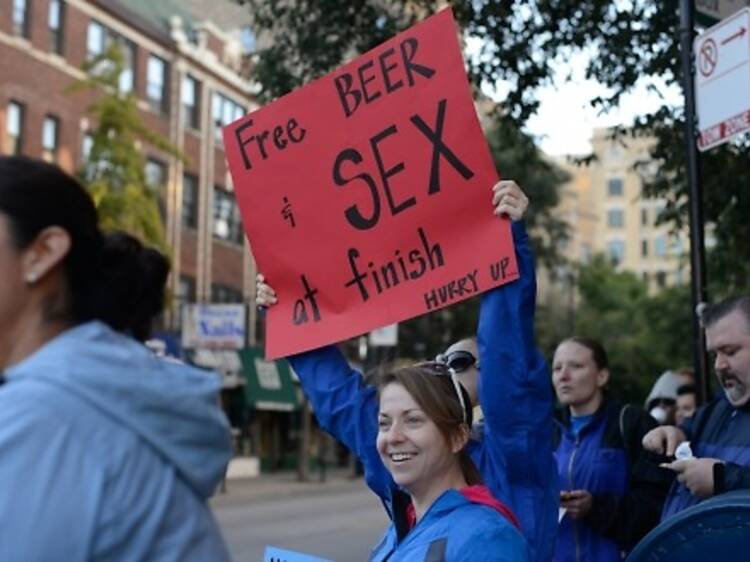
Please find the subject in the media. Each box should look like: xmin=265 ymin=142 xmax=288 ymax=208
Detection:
xmin=333 ymin=98 xmax=474 ymax=230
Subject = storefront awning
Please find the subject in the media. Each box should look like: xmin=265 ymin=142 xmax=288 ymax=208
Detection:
xmin=238 ymin=348 xmax=299 ymax=412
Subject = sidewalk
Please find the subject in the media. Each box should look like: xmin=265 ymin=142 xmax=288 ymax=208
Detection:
xmin=210 ymin=467 xmax=367 ymax=508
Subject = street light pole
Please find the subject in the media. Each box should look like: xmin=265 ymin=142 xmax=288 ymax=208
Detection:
xmin=679 ymin=0 xmax=710 ymax=404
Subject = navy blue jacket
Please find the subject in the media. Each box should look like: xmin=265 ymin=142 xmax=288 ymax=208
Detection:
xmin=554 ymin=400 xmax=671 ymax=562
xmin=288 ymin=222 xmax=557 ymax=562
xmin=661 ymin=395 xmax=750 ymax=520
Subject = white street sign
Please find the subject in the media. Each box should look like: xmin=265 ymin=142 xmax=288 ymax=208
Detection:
xmin=181 ymin=303 xmax=246 ymax=349
xmin=695 ymin=7 xmax=750 ymax=150
xmin=696 ymin=0 xmax=750 ymax=26
xmin=369 ymin=323 xmax=398 ymax=347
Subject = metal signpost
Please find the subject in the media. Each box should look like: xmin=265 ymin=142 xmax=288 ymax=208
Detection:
xmin=681 ymin=0 xmax=711 ymax=404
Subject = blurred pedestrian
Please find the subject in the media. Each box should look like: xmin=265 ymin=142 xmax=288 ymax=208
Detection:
xmin=0 ymin=156 xmax=232 ymax=562
xmin=257 ymin=181 xmax=555 ymax=561
xmin=644 ymin=370 xmax=687 ymax=425
xmin=675 ymin=384 xmax=697 ymax=426
xmin=643 ymin=296 xmax=750 ymax=520
xmin=552 ymin=337 xmax=673 ymax=562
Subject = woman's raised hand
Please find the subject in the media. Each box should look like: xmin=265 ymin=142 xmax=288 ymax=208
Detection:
xmin=492 ymin=180 xmax=529 ymax=222
xmin=255 ymin=273 xmax=278 ymax=307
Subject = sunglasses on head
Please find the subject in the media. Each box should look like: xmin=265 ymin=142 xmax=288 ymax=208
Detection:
xmin=416 ymin=361 xmax=470 ymax=425
xmin=434 ymin=349 xmax=478 ymax=374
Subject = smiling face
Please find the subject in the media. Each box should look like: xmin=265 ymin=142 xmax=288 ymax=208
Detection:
xmin=706 ymin=309 xmax=750 ymax=408
xmin=552 ymin=340 xmax=609 ymax=416
xmin=377 ymin=382 xmax=464 ymax=501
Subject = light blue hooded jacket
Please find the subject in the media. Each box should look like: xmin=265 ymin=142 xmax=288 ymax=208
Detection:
xmin=0 ymin=321 xmax=232 ymax=562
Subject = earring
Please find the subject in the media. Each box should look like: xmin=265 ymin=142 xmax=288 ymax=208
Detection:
xmin=26 ymin=272 xmax=38 ymax=284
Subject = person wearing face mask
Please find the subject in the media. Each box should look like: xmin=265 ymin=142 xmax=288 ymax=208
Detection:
xmin=552 ymin=338 xmax=674 ymax=562
xmin=643 ymin=296 xmax=750 ymax=521
xmin=644 ymin=370 xmax=687 ymax=426
xmin=256 ymin=181 xmax=557 ymax=562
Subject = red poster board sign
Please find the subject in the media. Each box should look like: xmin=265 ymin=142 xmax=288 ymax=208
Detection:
xmin=224 ymin=9 xmax=518 ymax=359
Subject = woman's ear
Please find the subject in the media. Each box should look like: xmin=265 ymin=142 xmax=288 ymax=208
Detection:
xmin=597 ymin=368 xmax=610 ymax=389
xmin=22 ymin=226 xmax=71 ymax=285
xmin=450 ymin=424 xmax=471 ymax=454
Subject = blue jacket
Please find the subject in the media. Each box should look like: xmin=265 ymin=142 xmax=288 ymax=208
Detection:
xmin=0 ymin=321 xmax=232 ymax=562
xmin=289 ymin=222 xmax=557 ymax=562
xmin=662 ymin=395 xmax=750 ymax=520
xmin=369 ymin=489 xmax=529 ymax=561
xmin=554 ymin=400 xmax=671 ymax=562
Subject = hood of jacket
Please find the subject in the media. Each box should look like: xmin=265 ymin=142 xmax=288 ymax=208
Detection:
xmin=5 ymin=321 xmax=231 ymax=498
xmin=645 ymin=370 xmax=684 ymax=409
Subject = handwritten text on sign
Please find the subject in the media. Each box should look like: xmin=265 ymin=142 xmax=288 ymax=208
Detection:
xmin=224 ymin=9 xmax=518 ymax=359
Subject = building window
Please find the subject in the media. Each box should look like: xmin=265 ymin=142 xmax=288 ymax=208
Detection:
xmin=640 ymin=208 xmax=648 ymax=226
xmin=656 ymin=271 xmax=667 ymax=288
xmin=655 ymin=235 xmax=667 ymax=257
xmin=607 ymin=178 xmax=623 ymax=197
xmin=81 ymin=132 xmax=94 ymax=162
xmin=87 ymin=21 xmax=106 ymax=58
xmin=211 ymin=283 xmax=243 ymax=303
xmin=86 ymin=21 xmax=135 ymax=93
xmin=145 ymin=158 xmax=167 ymax=189
xmin=49 ymin=0 xmax=65 ymax=54
xmin=213 ymin=186 xmax=244 ymax=244
xmin=182 ymin=173 xmax=199 ymax=229
xmin=212 ymin=93 xmax=245 ymax=143
xmin=178 ymin=275 xmax=196 ymax=303
xmin=13 ymin=0 xmax=29 ymax=38
xmin=641 ymin=239 xmax=649 ymax=258
xmin=182 ymin=75 xmax=200 ymax=130
xmin=175 ymin=275 xmax=196 ymax=328
xmin=5 ymin=101 xmax=25 ymax=155
xmin=145 ymin=158 xmax=168 ymax=218
xmin=607 ymin=240 xmax=625 ymax=265
xmin=41 ymin=115 xmax=60 ymax=162
xmin=607 ymin=208 xmax=624 ymax=228
xmin=119 ymin=40 xmax=136 ymax=94
xmin=241 ymin=26 xmax=256 ymax=53
xmin=147 ymin=55 xmax=167 ymax=113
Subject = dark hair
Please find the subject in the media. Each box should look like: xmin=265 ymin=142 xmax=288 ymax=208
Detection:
xmin=378 ymin=364 xmax=482 ymax=486
xmin=702 ymin=296 xmax=750 ymax=332
xmin=677 ymin=384 xmax=697 ymax=397
xmin=0 ymin=156 xmax=169 ymax=339
xmin=94 ymin=231 xmax=170 ymax=341
xmin=561 ymin=337 xmax=609 ymax=370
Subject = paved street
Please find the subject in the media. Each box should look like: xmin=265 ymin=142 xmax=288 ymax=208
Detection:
xmin=212 ymin=469 xmax=388 ymax=561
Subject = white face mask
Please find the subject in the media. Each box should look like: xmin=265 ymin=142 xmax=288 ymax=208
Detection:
xmin=649 ymin=406 xmax=668 ymax=424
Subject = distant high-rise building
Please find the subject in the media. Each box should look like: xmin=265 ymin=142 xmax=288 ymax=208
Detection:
xmin=553 ymin=128 xmax=688 ymax=292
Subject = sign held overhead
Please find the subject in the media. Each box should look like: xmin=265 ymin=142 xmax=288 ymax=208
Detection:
xmin=223 ymin=9 xmax=518 ymax=359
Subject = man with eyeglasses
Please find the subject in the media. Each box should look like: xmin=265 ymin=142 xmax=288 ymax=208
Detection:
xmin=256 ymin=180 xmax=556 ymax=562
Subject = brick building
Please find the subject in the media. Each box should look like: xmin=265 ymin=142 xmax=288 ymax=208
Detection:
xmin=0 ymin=0 xmax=261 ymax=344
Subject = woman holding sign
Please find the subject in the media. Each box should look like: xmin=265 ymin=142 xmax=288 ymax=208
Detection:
xmin=257 ymin=181 xmax=556 ymax=561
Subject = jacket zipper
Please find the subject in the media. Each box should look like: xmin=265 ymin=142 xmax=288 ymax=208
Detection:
xmin=567 ymin=435 xmax=581 ymax=562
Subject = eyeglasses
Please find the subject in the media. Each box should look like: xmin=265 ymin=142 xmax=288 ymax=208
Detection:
xmin=417 ymin=361 xmax=470 ymax=425
xmin=434 ymin=349 xmax=478 ymax=374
